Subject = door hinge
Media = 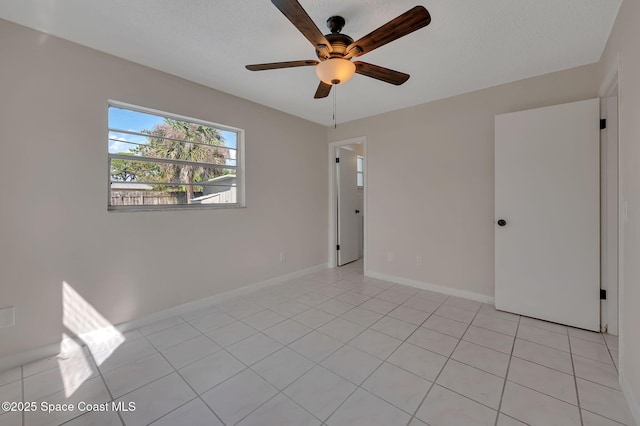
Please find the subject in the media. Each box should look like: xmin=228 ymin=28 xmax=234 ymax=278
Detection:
xmin=600 ymin=289 xmax=607 ymax=300
xmin=336 ymin=244 xmax=340 ymax=250
xmin=335 ymin=158 xmax=340 ymax=163
xmin=600 ymin=119 xmax=607 ymax=130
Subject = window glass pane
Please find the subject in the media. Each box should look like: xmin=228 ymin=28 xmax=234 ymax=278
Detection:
xmin=108 ymin=104 xmax=241 ymax=209
xmin=356 ymin=156 xmax=364 ymax=187
xmin=109 ymin=107 xmax=237 ymax=147
xmin=110 ymin=168 xmax=237 ymax=206
xmin=108 ymin=132 xmax=237 ymax=167
xmin=110 ymin=159 xmax=234 ymax=184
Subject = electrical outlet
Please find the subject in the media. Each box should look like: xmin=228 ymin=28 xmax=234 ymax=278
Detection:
xmin=416 ymin=255 xmax=423 ymax=265
xmin=387 ymin=252 xmax=394 ymax=262
xmin=280 ymin=252 xmax=286 ymax=262
xmin=0 ymin=306 xmax=15 ymax=328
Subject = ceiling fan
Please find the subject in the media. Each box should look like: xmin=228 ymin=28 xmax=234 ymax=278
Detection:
xmin=246 ymin=0 xmax=431 ymax=99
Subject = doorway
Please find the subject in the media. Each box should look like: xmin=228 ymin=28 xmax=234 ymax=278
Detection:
xmin=328 ymin=137 xmax=367 ymax=270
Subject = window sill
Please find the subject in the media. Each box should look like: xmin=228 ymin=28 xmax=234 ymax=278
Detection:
xmin=108 ymin=204 xmax=246 ymax=212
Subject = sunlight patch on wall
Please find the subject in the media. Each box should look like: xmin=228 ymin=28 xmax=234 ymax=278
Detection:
xmin=62 ymin=281 xmax=125 ymax=366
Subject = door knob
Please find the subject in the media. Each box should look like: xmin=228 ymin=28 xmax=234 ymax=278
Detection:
xmin=497 ymin=219 xmax=507 ymax=227
xmin=355 ymin=209 xmax=360 ymax=214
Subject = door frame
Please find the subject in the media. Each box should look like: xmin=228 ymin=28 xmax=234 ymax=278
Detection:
xmin=328 ymin=137 xmax=367 ymax=270
xmin=598 ymin=55 xmax=620 ymax=335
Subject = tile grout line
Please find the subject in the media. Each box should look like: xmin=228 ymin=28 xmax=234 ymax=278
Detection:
xmin=509 ymin=340 xmax=611 ymax=377
xmin=91 ymin=328 xmax=243 ymax=424
xmin=603 ymin=334 xmax=619 ymax=374
xmin=99 ymin=356 xmax=175 ymax=401
xmin=244 ymin=290 xmax=379 ymax=425
xmin=321 ymin=296 xmax=450 ymax=419
xmin=79 ymin=345 xmax=126 ymax=426
xmin=146 ymin=327 xmax=219 ymax=372
xmin=493 ymin=314 xmax=521 ymax=426
xmin=307 ymin=290 xmax=452 ymax=424
xmin=231 ymin=390 xmax=322 ymax=426
xmin=247 ymin=295 xmax=426 ymax=395
xmin=568 ymin=329 xmax=585 ymax=426
xmin=458 ymin=328 xmax=517 ymax=355
xmin=226 ymin=273 xmax=382 ymax=425
xmin=519 ymin=317 xmax=569 ymax=335
xmin=487 ymin=331 xmax=619 ymax=416
xmin=137 ymin=331 xmax=228 ymax=426
xmin=163 ymin=333 xmax=322 ymax=426
xmin=22 ymin=345 xmax=118 ymax=426
xmin=515 ymin=335 xmax=573 ymax=354
xmin=323 ymin=308 xmax=522 ymax=417
xmin=402 ymin=298 xmax=486 ymax=425
xmin=147 ymin=396 xmax=212 ymax=426
xmin=165 ymin=306 xmax=346 ymax=426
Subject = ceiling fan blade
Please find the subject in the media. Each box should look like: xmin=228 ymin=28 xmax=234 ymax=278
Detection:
xmin=353 ymin=61 xmax=410 ymax=85
xmin=314 ymin=81 xmax=332 ymax=99
xmin=271 ymin=0 xmax=332 ymax=51
xmin=345 ymin=6 xmax=431 ymax=58
xmin=246 ymin=60 xmax=319 ymax=71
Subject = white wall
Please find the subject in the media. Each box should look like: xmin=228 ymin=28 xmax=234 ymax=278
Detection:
xmin=600 ymin=0 xmax=640 ymax=420
xmin=328 ymin=64 xmax=600 ymax=299
xmin=0 ymin=19 xmax=328 ymax=360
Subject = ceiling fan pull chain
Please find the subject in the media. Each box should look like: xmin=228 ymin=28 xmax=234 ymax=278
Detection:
xmin=333 ymin=84 xmax=337 ymax=129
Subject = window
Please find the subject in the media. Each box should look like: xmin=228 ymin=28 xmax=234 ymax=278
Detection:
xmin=108 ymin=102 xmax=244 ymax=210
xmin=357 ymin=155 xmax=364 ymax=188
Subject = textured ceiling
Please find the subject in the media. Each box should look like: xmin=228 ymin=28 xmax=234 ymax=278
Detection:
xmin=0 ymin=0 xmax=621 ymax=126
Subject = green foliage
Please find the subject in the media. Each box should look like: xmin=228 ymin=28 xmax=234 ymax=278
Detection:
xmin=110 ymin=158 xmax=159 ymax=182
xmin=110 ymin=118 xmax=228 ymax=202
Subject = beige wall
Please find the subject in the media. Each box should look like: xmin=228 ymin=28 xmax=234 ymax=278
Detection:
xmin=328 ymin=64 xmax=600 ymax=298
xmin=0 ymin=19 xmax=328 ymax=359
xmin=600 ymin=0 xmax=640 ymax=419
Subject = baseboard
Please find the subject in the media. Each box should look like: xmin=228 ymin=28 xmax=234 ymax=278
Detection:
xmin=619 ymin=368 xmax=640 ymax=426
xmin=0 ymin=341 xmax=63 ymax=375
xmin=365 ymin=270 xmax=495 ymax=305
xmin=114 ymin=263 xmax=328 ymax=334
xmin=0 ymin=263 xmax=328 ymax=373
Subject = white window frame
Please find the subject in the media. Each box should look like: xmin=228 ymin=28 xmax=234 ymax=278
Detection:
xmin=107 ymin=100 xmax=245 ymax=211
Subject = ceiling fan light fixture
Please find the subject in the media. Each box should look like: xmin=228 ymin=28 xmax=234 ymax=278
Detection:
xmin=316 ymin=58 xmax=356 ymax=85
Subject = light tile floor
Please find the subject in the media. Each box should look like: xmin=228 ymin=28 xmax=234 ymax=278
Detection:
xmin=0 ymin=261 xmax=635 ymax=426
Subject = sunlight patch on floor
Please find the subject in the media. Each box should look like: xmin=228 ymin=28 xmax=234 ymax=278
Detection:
xmin=57 ymin=333 xmax=94 ymax=397
xmin=61 ymin=281 xmax=125 ymax=396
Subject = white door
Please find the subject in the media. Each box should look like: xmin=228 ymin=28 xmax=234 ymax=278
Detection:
xmin=337 ymin=147 xmax=359 ymax=266
xmin=495 ymin=98 xmax=600 ymax=331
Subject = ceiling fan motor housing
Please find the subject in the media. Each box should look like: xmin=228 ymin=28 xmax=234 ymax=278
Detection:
xmin=316 ymin=32 xmax=354 ymax=59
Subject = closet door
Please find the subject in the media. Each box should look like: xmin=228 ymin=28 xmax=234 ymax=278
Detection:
xmin=495 ymin=98 xmax=600 ymax=330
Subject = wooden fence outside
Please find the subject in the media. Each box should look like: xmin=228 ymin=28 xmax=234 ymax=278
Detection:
xmin=110 ymin=190 xmax=203 ymax=206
